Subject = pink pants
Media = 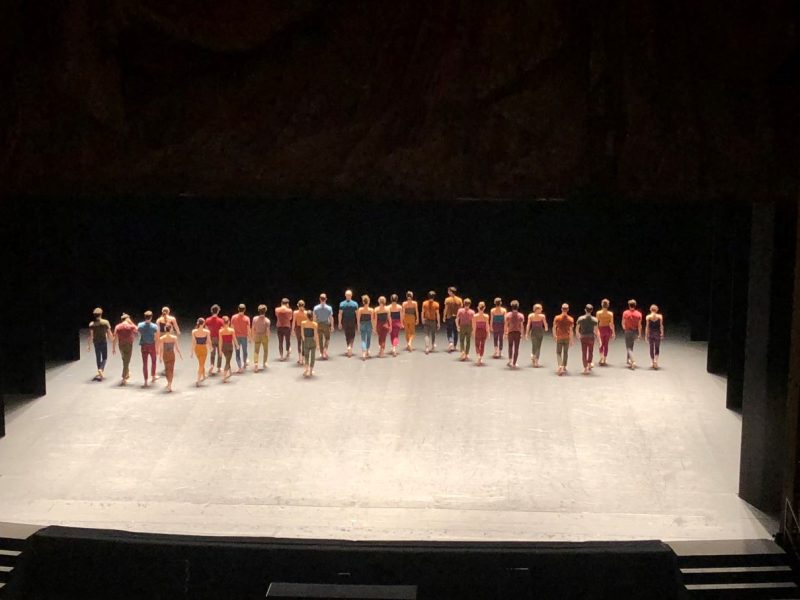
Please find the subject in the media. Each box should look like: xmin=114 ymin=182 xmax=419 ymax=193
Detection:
xmin=377 ymin=322 xmax=390 ymax=347
xmin=475 ymin=328 xmax=487 ymax=357
xmin=390 ymin=320 xmax=401 ymax=347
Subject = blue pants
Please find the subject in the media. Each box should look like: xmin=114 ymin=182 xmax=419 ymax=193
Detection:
xmin=94 ymin=342 xmax=108 ymax=370
xmin=360 ymin=322 xmax=372 ymax=351
xmin=235 ymin=336 xmax=248 ymax=367
xmin=445 ymin=317 xmax=458 ymax=346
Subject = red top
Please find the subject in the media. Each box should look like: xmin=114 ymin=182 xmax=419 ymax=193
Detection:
xmin=275 ymin=306 xmax=293 ymax=327
xmin=505 ymin=311 xmax=525 ymax=332
xmin=206 ymin=315 xmax=224 ymax=337
xmin=622 ymin=309 xmax=643 ymax=331
xmin=114 ymin=321 xmax=137 ymax=344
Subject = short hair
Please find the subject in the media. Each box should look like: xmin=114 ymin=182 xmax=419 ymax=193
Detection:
xmin=585 ymin=304 xmax=593 ymax=313
xmin=428 ymin=290 xmax=436 ymax=299
xmin=210 ymin=304 xmax=220 ymax=314
xmin=144 ymin=310 xmax=153 ymax=320
xmin=533 ymin=303 xmax=542 ymax=311
xmin=297 ymin=300 xmax=305 ymax=308
xmin=561 ymin=303 xmax=570 ymax=310
xmin=406 ymin=291 xmax=414 ymax=299
xmin=320 ymin=293 xmax=327 ymax=301
xmin=238 ymin=304 xmax=246 ymax=312
xmin=196 ymin=317 xmax=205 ymax=326
xmin=464 ymin=298 xmax=471 ymax=306
xmin=362 ymin=294 xmax=370 ymax=305
xmin=494 ymin=297 xmax=502 ymax=306
xmin=510 ymin=300 xmax=519 ymax=310
xmin=378 ymin=296 xmax=386 ymax=305
xmin=390 ymin=293 xmax=398 ymax=302
xmin=258 ymin=304 xmax=267 ymax=315
xmin=345 ymin=289 xmax=353 ymax=296
xmin=120 ymin=313 xmax=129 ymax=321
xmin=448 ymin=286 xmax=457 ymax=294
xmin=601 ymin=299 xmax=610 ymax=308
xmin=93 ymin=307 xmax=103 ymax=316
xmin=628 ymin=299 xmax=637 ymax=308
xmin=281 ymin=298 xmax=289 ymax=305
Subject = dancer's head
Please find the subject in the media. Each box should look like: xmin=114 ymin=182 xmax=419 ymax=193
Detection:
xmin=378 ymin=296 xmax=386 ymax=306
xmin=144 ymin=310 xmax=153 ymax=321
xmin=494 ymin=297 xmax=502 ymax=306
xmin=601 ymin=298 xmax=610 ymax=309
xmin=362 ymin=294 xmax=370 ymax=306
xmin=464 ymin=298 xmax=471 ymax=307
xmin=196 ymin=317 xmax=205 ymax=327
xmin=561 ymin=303 xmax=569 ymax=313
xmin=297 ymin=300 xmax=305 ymax=309
xmin=428 ymin=290 xmax=436 ymax=300
xmin=448 ymin=286 xmax=457 ymax=297
xmin=222 ymin=315 xmax=230 ymax=325
xmin=650 ymin=304 xmax=659 ymax=313
xmin=258 ymin=304 xmax=267 ymax=315
xmin=238 ymin=303 xmax=246 ymax=313
xmin=210 ymin=304 xmax=220 ymax=315
xmin=92 ymin=307 xmax=103 ymax=319
xmin=628 ymin=299 xmax=637 ymax=309
xmin=319 ymin=293 xmax=327 ymax=304
xmin=478 ymin=301 xmax=486 ymax=312
xmin=406 ymin=291 xmax=414 ymax=299
xmin=585 ymin=304 xmax=593 ymax=314
xmin=390 ymin=293 xmax=398 ymax=303
xmin=162 ymin=306 xmax=170 ymax=317
xmin=306 ymin=310 xmax=314 ymax=320
xmin=345 ymin=289 xmax=353 ymax=300
xmin=281 ymin=298 xmax=289 ymax=306
xmin=533 ymin=303 xmax=542 ymax=313
xmin=510 ymin=300 xmax=519 ymax=311
xmin=120 ymin=313 xmax=130 ymax=322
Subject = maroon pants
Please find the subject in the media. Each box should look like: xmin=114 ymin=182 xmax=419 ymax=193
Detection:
xmin=599 ymin=325 xmax=612 ymax=356
xmin=507 ymin=331 xmax=521 ymax=364
xmin=475 ymin=328 xmax=487 ymax=356
xmin=390 ymin=320 xmax=401 ymax=347
xmin=377 ymin=321 xmax=391 ymax=346
xmin=581 ymin=337 xmax=595 ymax=367
xmin=141 ymin=343 xmax=157 ymax=379
xmin=277 ymin=327 xmax=291 ymax=354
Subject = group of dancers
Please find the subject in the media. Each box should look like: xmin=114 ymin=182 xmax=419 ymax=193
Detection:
xmin=86 ymin=288 xmax=665 ymax=390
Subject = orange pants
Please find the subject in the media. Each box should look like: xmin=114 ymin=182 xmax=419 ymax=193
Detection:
xmin=403 ymin=316 xmax=416 ymax=343
xmin=195 ymin=344 xmax=208 ymax=378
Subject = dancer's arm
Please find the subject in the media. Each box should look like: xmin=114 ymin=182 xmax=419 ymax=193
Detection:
xmin=175 ymin=338 xmax=183 ymax=360
xmin=190 ymin=333 xmax=196 ymax=358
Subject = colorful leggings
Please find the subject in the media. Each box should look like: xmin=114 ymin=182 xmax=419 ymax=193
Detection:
xmin=530 ymin=328 xmax=544 ymax=358
xmin=253 ymin=334 xmax=268 ymax=365
xmin=581 ymin=337 xmax=594 ymax=367
xmin=599 ymin=325 xmax=612 ymax=357
xmin=277 ymin=327 xmax=291 ymax=355
xmin=492 ymin=323 xmax=504 ymax=351
xmin=195 ymin=343 xmax=208 ymax=378
xmin=459 ymin=325 xmax=472 ymax=354
xmin=649 ymin=336 xmax=661 ymax=359
xmin=556 ymin=339 xmax=570 ymax=367
xmin=360 ymin=321 xmax=372 ymax=351
xmin=141 ymin=343 xmax=157 ymax=380
xmin=303 ymin=338 xmax=316 ymax=369
xmin=507 ymin=331 xmax=521 ymax=364
xmin=475 ymin=328 xmax=487 ymax=357
xmin=390 ymin=320 xmax=401 ymax=348
xmin=377 ymin=321 xmax=390 ymax=347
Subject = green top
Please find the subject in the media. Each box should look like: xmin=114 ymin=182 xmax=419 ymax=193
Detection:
xmin=89 ymin=319 xmax=111 ymax=342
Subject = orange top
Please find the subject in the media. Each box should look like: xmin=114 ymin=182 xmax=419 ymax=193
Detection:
xmin=422 ymin=300 xmax=440 ymax=321
xmin=596 ymin=309 xmax=614 ymax=327
xmin=443 ymin=296 xmax=463 ymax=318
xmin=275 ymin=306 xmax=292 ymax=327
xmin=553 ymin=314 xmax=574 ymax=340
xmin=293 ymin=309 xmax=307 ymax=327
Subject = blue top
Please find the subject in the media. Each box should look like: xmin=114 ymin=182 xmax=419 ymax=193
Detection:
xmin=313 ymin=303 xmax=333 ymax=324
xmin=138 ymin=322 xmax=158 ymax=345
xmin=304 ymin=327 xmax=315 ymax=338
xmin=339 ymin=299 xmax=358 ymax=321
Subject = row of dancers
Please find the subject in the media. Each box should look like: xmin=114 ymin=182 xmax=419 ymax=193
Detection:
xmin=86 ymin=289 xmax=665 ymax=390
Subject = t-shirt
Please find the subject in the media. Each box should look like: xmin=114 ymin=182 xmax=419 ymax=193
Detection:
xmin=252 ymin=315 xmax=270 ymax=336
xmin=339 ymin=299 xmax=358 ymax=322
xmin=231 ymin=313 xmax=251 ymax=337
xmin=89 ymin=319 xmax=111 ymax=343
xmin=314 ymin=303 xmax=333 ymax=324
xmin=622 ymin=309 xmax=643 ymax=331
xmin=553 ymin=314 xmax=575 ymax=340
xmin=422 ymin=300 xmax=440 ymax=321
xmin=137 ymin=321 xmax=158 ymax=345
xmin=456 ymin=307 xmax=475 ymax=327
xmin=275 ymin=306 xmax=293 ymax=327
xmin=505 ymin=311 xmax=524 ymax=332
xmin=114 ymin=321 xmax=137 ymax=344
xmin=576 ymin=315 xmax=598 ymax=337
xmin=596 ymin=309 xmax=613 ymax=327
xmin=444 ymin=296 xmax=463 ymax=319
xmin=205 ymin=315 xmax=224 ymax=338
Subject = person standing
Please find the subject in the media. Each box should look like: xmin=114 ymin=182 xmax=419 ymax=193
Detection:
xmin=156 ymin=306 xmax=181 ymax=335
xmin=313 ymin=294 xmax=334 ymax=360
xmin=275 ymin=298 xmax=293 ymax=361
xmin=456 ymin=298 xmax=475 ymax=361
xmin=389 ymin=294 xmax=403 ymax=357
xmin=138 ymin=310 xmax=159 ymax=387
xmin=421 ymin=291 xmax=441 ymax=354
xmin=576 ymin=304 xmax=600 ymax=374
xmin=472 ymin=302 xmax=490 ymax=365
xmin=205 ymin=304 xmax=224 ymax=375
xmin=112 ymin=313 xmax=138 ymax=385
xmin=158 ymin=324 xmax=183 ymax=392
xmin=357 ymin=295 xmax=376 ymax=360
xmin=622 ymin=299 xmax=643 ymax=369
xmin=231 ymin=304 xmax=251 ymax=373
xmin=190 ymin=318 xmax=211 ymax=385
xmin=375 ymin=296 xmax=391 ymax=358
xmin=504 ymin=300 xmax=525 ymax=369
xmin=645 ymin=304 xmax=665 ymax=369
xmin=218 ymin=316 xmax=239 ymax=382
xmin=525 ymin=304 xmax=548 ymax=368
xmin=87 ymin=307 xmax=113 ymax=381
xmin=338 ymin=290 xmax=359 ymax=358
xmin=293 ymin=300 xmax=307 ymax=365
xmin=553 ymin=303 xmax=575 ymax=376
xmin=490 ymin=298 xmax=507 ymax=358
xmin=596 ymin=299 xmax=615 ymax=366
xmin=402 ymin=291 xmax=419 ymax=351
xmin=301 ymin=310 xmax=320 ymax=377
xmin=252 ymin=304 xmax=271 ymax=371
xmin=443 ymin=286 xmax=463 ymax=352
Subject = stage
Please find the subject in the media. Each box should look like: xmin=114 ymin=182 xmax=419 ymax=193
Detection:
xmin=0 ymin=328 xmax=776 ymax=542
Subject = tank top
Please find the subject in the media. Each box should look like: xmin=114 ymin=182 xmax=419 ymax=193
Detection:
xmin=304 ymin=327 xmax=315 ymax=338
xmin=390 ymin=309 xmax=401 ymax=321
xmin=377 ymin=312 xmax=388 ymax=323
xmin=492 ymin=313 xmax=505 ymax=324
xmin=530 ymin=317 xmax=545 ymax=329
xmin=404 ymin=307 xmax=416 ymax=315
xmin=648 ymin=316 xmax=661 ymax=336
xmin=163 ymin=342 xmax=175 ymax=352
xmin=195 ymin=336 xmax=207 ymax=344
xmin=221 ymin=333 xmax=233 ymax=344
xmin=475 ymin=319 xmax=488 ymax=331
xmin=360 ymin=312 xmax=372 ymax=323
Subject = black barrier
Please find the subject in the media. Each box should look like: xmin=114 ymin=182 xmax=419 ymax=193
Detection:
xmin=4 ymin=526 xmax=684 ymax=600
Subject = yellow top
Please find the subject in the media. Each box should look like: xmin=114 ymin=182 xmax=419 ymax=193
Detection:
xmin=596 ymin=309 xmax=614 ymax=327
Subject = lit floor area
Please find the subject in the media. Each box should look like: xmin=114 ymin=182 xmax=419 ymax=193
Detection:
xmin=0 ymin=331 xmax=776 ymax=542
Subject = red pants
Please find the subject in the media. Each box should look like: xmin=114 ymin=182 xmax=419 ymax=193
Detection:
xmin=141 ymin=343 xmax=157 ymax=379
xmin=475 ymin=328 xmax=487 ymax=356
xmin=377 ymin=321 xmax=391 ymax=346
xmin=507 ymin=331 xmax=521 ymax=364
xmin=390 ymin=320 xmax=401 ymax=347
xmin=581 ymin=337 xmax=595 ymax=367
xmin=599 ymin=325 xmax=612 ymax=356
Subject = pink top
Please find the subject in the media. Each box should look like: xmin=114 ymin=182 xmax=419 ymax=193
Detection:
xmin=505 ymin=311 xmax=524 ymax=332
xmin=231 ymin=313 xmax=251 ymax=337
xmin=457 ymin=308 xmax=475 ymax=327
xmin=252 ymin=315 xmax=270 ymax=336
xmin=114 ymin=321 xmax=138 ymax=344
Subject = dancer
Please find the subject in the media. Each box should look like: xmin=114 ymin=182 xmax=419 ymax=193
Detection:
xmin=275 ymin=298 xmax=293 ymax=361
xmin=156 ymin=306 xmax=180 ymax=335
xmin=596 ymin=299 xmax=615 ymax=366
xmin=443 ymin=286 xmax=463 ymax=352
xmin=112 ymin=313 xmax=137 ymax=385
xmin=313 ymin=294 xmax=334 ymax=360
xmin=205 ymin=304 xmax=224 ymax=375
xmin=421 ymin=291 xmax=440 ymax=354
xmin=138 ymin=310 xmax=159 ymax=387
xmin=87 ymin=307 xmax=113 ymax=381
xmin=301 ymin=309 xmax=320 ymax=377
xmin=553 ymin=303 xmax=575 ymax=376
xmin=338 ymin=290 xmax=359 ymax=358
xmin=190 ymin=318 xmax=211 ymax=385
xmin=158 ymin=324 xmax=182 ymax=392
xmin=645 ymin=304 xmax=665 ymax=369
xmin=292 ymin=300 xmax=307 ymax=365
xmin=504 ymin=300 xmax=525 ymax=368
xmin=490 ymin=298 xmax=506 ymax=358
xmin=356 ymin=295 xmax=376 ymax=360
xmin=402 ymin=291 xmax=419 ymax=351
xmin=252 ymin=304 xmax=271 ymax=371
xmin=472 ymin=302 xmax=490 ymax=365
xmin=456 ymin=298 xmax=475 ymax=361
xmin=525 ymin=304 xmax=548 ymax=368
xmin=576 ymin=304 xmax=599 ymax=374
xmin=218 ymin=316 xmax=239 ymax=382
xmin=622 ymin=299 xmax=643 ymax=369
xmin=375 ymin=296 xmax=391 ymax=357
xmin=389 ymin=294 xmax=403 ymax=357
xmin=231 ymin=304 xmax=251 ymax=373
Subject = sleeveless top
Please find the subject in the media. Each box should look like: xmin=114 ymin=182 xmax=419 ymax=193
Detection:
xmin=360 ymin=312 xmax=372 ymax=323
xmin=195 ymin=336 xmax=207 ymax=344
xmin=377 ymin=311 xmax=388 ymax=323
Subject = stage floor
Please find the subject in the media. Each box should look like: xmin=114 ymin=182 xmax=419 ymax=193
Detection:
xmin=0 ymin=330 xmax=776 ymax=542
